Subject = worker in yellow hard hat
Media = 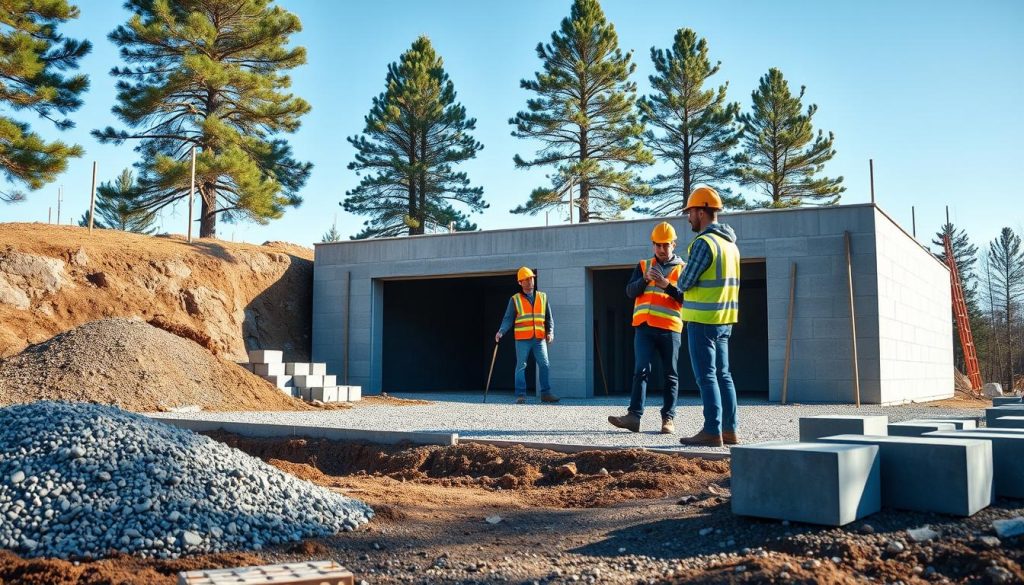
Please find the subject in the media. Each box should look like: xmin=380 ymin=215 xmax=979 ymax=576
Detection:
xmin=494 ymin=266 xmax=559 ymax=404
xmin=608 ymin=221 xmax=685 ymax=434
xmin=674 ymin=186 xmax=742 ymax=448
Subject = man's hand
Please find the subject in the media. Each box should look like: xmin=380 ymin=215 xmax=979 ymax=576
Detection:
xmin=546 ymin=332 xmax=554 ymax=343
xmin=646 ymin=266 xmax=670 ymax=289
xmin=495 ymin=332 xmax=502 ymax=343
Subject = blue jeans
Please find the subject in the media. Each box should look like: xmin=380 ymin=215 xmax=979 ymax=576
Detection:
xmin=514 ymin=338 xmax=552 ymax=397
xmin=687 ymin=322 xmax=738 ymax=435
xmin=628 ymin=325 xmax=680 ymax=420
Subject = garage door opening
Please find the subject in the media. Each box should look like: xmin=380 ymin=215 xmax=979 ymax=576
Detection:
xmin=381 ymin=273 xmax=537 ymax=394
xmin=591 ymin=260 xmax=769 ymax=397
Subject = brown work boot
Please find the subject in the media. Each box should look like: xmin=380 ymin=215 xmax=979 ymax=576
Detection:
xmin=515 ymin=396 xmax=526 ymax=405
xmin=540 ymin=393 xmax=560 ymax=403
xmin=679 ymin=431 xmax=724 ymax=447
xmin=608 ymin=413 xmax=641 ymax=433
xmin=661 ymin=417 xmax=675 ymax=434
xmin=722 ymin=431 xmax=740 ymax=445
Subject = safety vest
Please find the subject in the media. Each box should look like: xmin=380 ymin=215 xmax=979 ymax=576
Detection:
xmin=512 ymin=292 xmax=547 ymax=340
xmin=631 ymin=259 xmax=684 ymax=333
xmin=681 ymin=232 xmax=741 ymax=325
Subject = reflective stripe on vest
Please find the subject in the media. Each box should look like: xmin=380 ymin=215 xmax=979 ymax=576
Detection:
xmin=631 ymin=259 xmax=684 ymax=333
xmin=681 ymin=232 xmax=741 ymax=324
xmin=512 ymin=291 xmax=547 ymax=340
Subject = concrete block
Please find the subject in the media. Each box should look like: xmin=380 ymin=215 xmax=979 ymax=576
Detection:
xmin=310 ymin=363 xmax=327 ymax=376
xmin=253 ymin=363 xmax=285 ymax=377
xmin=285 ymin=362 xmax=311 ymax=376
xmin=731 ymin=441 xmax=880 ymax=526
xmin=986 ymin=405 xmax=1024 ymax=426
xmin=261 ymin=375 xmax=293 ymax=389
xmin=900 ymin=418 xmax=977 ymax=430
xmin=888 ymin=422 xmax=958 ymax=436
xmin=799 ymin=415 xmax=889 ymax=442
xmin=818 ymin=434 xmax=992 ymax=516
xmin=322 ymin=375 xmax=337 ymax=387
xmin=348 ymin=385 xmax=362 ymax=401
xmin=993 ymin=396 xmax=1023 ymax=406
xmin=247 ymin=350 xmax=282 ymax=364
xmin=989 ymin=416 xmax=1024 ymax=429
xmin=308 ymin=386 xmax=339 ymax=403
xmin=293 ymin=374 xmax=324 ymax=388
xmin=926 ymin=430 xmax=1024 ymax=499
xmin=178 ymin=560 xmax=354 ymax=585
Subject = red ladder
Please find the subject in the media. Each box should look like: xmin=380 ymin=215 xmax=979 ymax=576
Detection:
xmin=943 ymin=234 xmax=983 ymax=393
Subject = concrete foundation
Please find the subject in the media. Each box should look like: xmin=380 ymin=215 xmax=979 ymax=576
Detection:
xmin=799 ymin=415 xmax=888 ymax=442
xmin=888 ymin=422 xmax=957 ymax=436
xmin=150 ymin=416 xmax=457 ymax=446
xmin=926 ymin=430 xmax=1024 ymax=499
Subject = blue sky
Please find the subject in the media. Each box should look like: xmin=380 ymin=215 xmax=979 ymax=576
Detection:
xmin=3 ymin=0 xmax=1022 ymax=252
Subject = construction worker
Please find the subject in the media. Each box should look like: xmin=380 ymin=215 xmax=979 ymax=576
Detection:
xmin=495 ymin=267 xmax=560 ymax=404
xmin=608 ymin=221 xmax=685 ymax=434
xmin=676 ymin=186 xmax=741 ymax=448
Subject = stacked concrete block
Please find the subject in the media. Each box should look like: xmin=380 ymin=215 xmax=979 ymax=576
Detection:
xmin=989 ymin=416 xmax=1024 ymax=430
xmin=993 ymin=396 xmax=1023 ymax=406
xmin=887 ymin=421 xmax=957 ymax=437
xmin=243 ymin=352 xmax=360 ymax=403
xmin=899 ymin=418 xmax=977 ymax=430
xmin=987 ymin=405 xmax=1024 ymax=426
xmin=818 ymin=434 xmax=992 ymax=516
xmin=285 ymin=362 xmax=311 ymax=376
xmin=798 ymin=415 xmax=888 ymax=441
xmin=178 ymin=560 xmax=354 ymax=585
xmin=247 ymin=350 xmax=293 ymax=396
xmin=731 ymin=441 xmax=880 ymax=526
xmin=926 ymin=430 xmax=1024 ymax=499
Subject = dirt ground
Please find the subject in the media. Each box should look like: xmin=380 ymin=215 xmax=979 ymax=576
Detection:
xmin=1 ymin=434 xmax=1020 ymax=585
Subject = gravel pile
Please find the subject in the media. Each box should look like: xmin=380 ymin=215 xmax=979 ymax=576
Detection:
xmin=0 ymin=401 xmax=373 ymax=560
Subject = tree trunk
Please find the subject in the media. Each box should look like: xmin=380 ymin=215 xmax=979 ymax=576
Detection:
xmin=199 ymin=182 xmax=217 ymax=238
xmin=579 ymin=128 xmax=589 ymax=222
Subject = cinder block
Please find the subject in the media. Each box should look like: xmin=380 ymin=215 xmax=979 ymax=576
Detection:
xmin=799 ymin=415 xmax=889 ymax=442
xmin=285 ymin=362 xmax=310 ymax=376
xmin=177 ymin=559 xmax=354 ymax=585
xmin=261 ymin=375 xmax=293 ymax=389
xmin=293 ymin=374 xmax=324 ymax=388
xmin=308 ymin=386 xmax=338 ymax=402
xmin=322 ymin=375 xmax=337 ymax=387
xmin=989 ymin=416 xmax=1024 ymax=429
xmin=900 ymin=418 xmax=977 ymax=430
xmin=927 ymin=430 xmax=1024 ymax=499
xmin=247 ymin=350 xmax=282 ymax=364
xmin=993 ymin=396 xmax=1022 ymax=406
xmin=731 ymin=441 xmax=880 ymax=526
xmin=253 ymin=363 xmax=285 ymax=377
xmin=348 ymin=385 xmax=362 ymax=401
xmin=986 ymin=406 xmax=1024 ymax=426
xmin=310 ymin=363 xmax=327 ymax=376
xmin=818 ymin=434 xmax=992 ymax=516
xmin=888 ymin=422 xmax=957 ymax=436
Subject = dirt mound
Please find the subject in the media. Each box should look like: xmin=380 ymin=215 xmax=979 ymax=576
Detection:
xmin=0 ymin=318 xmax=310 ymax=411
xmin=0 ymin=223 xmax=312 ymax=361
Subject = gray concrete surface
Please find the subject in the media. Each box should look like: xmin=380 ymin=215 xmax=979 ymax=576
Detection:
xmin=798 ymin=414 xmax=889 ymax=442
xmin=887 ymin=421 xmax=957 ymax=436
xmin=987 ymin=406 xmax=1024 ymax=426
xmin=926 ymin=430 xmax=1024 ymax=499
xmin=902 ymin=417 xmax=977 ymax=430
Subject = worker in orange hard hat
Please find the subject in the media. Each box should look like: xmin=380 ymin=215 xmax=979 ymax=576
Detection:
xmin=675 ymin=185 xmax=742 ymax=448
xmin=608 ymin=221 xmax=685 ymax=434
xmin=495 ymin=266 xmax=559 ymax=404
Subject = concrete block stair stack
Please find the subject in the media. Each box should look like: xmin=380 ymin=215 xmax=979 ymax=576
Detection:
xmin=245 ymin=350 xmax=362 ymax=403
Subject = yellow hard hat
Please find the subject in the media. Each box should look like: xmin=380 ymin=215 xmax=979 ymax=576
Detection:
xmin=650 ymin=222 xmax=677 ymax=244
xmin=683 ymin=186 xmax=723 ymax=211
xmin=517 ymin=266 xmax=535 ymax=281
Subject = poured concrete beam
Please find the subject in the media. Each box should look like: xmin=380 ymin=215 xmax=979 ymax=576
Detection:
xmin=926 ymin=430 xmax=1024 ymax=499
xmin=888 ymin=422 xmax=957 ymax=436
xmin=799 ymin=415 xmax=888 ymax=442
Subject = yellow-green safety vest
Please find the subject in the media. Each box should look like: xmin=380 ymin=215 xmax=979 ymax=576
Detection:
xmin=681 ymin=232 xmax=741 ymax=325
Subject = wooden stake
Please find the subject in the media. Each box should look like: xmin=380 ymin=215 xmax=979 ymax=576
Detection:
xmin=483 ymin=343 xmax=500 ymax=403
xmin=869 ymin=159 xmax=875 ymax=204
xmin=845 ymin=231 xmax=861 ymax=407
xmin=87 ymin=161 xmax=97 ymax=232
xmin=781 ymin=262 xmax=797 ymax=405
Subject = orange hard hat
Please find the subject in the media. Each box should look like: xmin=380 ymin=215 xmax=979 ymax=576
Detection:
xmin=650 ymin=222 xmax=677 ymax=244
xmin=683 ymin=186 xmax=723 ymax=211
xmin=517 ymin=266 xmax=535 ymax=281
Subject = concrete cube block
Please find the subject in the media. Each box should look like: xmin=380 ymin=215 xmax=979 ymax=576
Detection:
xmin=987 ymin=406 xmax=1024 ymax=426
xmin=348 ymin=385 xmax=362 ymax=401
xmin=818 ymin=434 xmax=992 ymax=516
xmin=261 ymin=375 xmax=293 ymax=389
xmin=293 ymin=374 xmax=324 ymax=388
xmin=322 ymin=375 xmax=337 ymax=387
xmin=731 ymin=441 xmax=880 ymax=526
xmin=247 ymin=350 xmax=282 ymax=364
xmin=989 ymin=416 xmax=1024 ymax=429
xmin=900 ymin=418 xmax=977 ymax=430
xmin=888 ymin=422 xmax=958 ymax=436
xmin=927 ymin=430 xmax=1024 ymax=499
xmin=298 ymin=386 xmax=312 ymax=401
xmin=993 ymin=396 xmax=1022 ymax=406
xmin=308 ymin=386 xmax=339 ymax=402
xmin=310 ymin=363 xmax=327 ymax=376
xmin=285 ymin=362 xmax=310 ymax=376
xmin=253 ymin=363 xmax=285 ymax=377
xmin=799 ymin=415 xmax=889 ymax=442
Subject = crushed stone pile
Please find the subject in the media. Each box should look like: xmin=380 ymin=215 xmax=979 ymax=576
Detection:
xmin=0 ymin=318 xmax=309 ymax=412
xmin=0 ymin=401 xmax=373 ymax=560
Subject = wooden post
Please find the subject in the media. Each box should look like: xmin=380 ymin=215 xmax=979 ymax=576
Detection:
xmin=568 ymin=178 xmax=574 ymax=224
xmin=869 ymin=159 xmax=875 ymax=204
xmin=187 ymin=145 xmax=196 ymax=242
xmin=781 ymin=262 xmax=797 ymax=405
xmin=56 ymin=186 xmax=62 ymax=225
xmin=48 ymin=207 xmax=51 ymax=224
xmin=845 ymin=231 xmax=861 ymax=407
xmin=87 ymin=161 xmax=98 ymax=232
xmin=344 ymin=270 xmax=351 ymax=385
xmin=911 ymin=206 xmax=916 ymax=238
xmin=483 ymin=343 xmax=499 ymax=403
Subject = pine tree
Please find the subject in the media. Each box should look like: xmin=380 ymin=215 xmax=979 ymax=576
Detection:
xmin=635 ymin=28 xmax=743 ymax=215
xmin=0 ymin=0 xmax=90 ymax=202
xmin=94 ymin=0 xmax=311 ymax=238
xmin=343 ymin=36 xmax=486 ymax=239
xmin=321 ymin=223 xmax=342 ymax=243
xmin=933 ymin=222 xmax=982 ymax=370
xmin=510 ymin=0 xmax=652 ymax=222
xmin=987 ymin=227 xmax=1024 ymax=389
xmin=78 ymin=168 xmax=156 ymax=233
xmin=735 ymin=68 xmax=844 ymax=208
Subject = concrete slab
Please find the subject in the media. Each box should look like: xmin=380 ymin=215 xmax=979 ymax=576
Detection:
xmin=150 ymin=416 xmax=458 ymax=446
xmin=310 ymin=363 xmax=327 ymax=376
xmin=247 ymin=350 xmax=282 ymax=364
xmin=799 ymin=415 xmax=888 ymax=441
xmin=293 ymin=374 xmax=324 ymax=388
xmin=818 ymin=434 xmax=992 ymax=516
xmin=993 ymin=396 xmax=1023 ymax=406
xmin=926 ymin=430 xmax=1024 ymax=499
xmin=285 ymin=363 xmax=311 ymax=376
xmin=888 ymin=422 xmax=958 ymax=436
xmin=261 ymin=375 xmax=293 ymax=389
xmin=731 ymin=441 xmax=880 ymax=526
xmin=988 ymin=416 xmax=1024 ymax=429
xmin=900 ymin=418 xmax=977 ymax=430
xmin=253 ymin=363 xmax=285 ymax=377
xmin=986 ymin=405 xmax=1024 ymax=426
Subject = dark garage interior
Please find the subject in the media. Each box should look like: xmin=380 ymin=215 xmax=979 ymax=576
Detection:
xmin=591 ymin=260 xmax=769 ymax=397
xmin=382 ymin=273 xmax=534 ymax=394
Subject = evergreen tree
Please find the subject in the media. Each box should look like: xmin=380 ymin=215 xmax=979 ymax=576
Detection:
xmin=94 ymin=0 xmax=311 ymax=238
xmin=510 ymin=0 xmax=652 ymax=222
xmin=635 ymin=28 xmax=743 ymax=215
xmin=342 ymin=36 xmax=486 ymax=239
xmin=0 ymin=0 xmax=90 ymax=202
xmin=933 ymin=222 xmax=982 ymax=370
xmin=78 ymin=168 xmax=156 ymax=233
xmin=735 ymin=68 xmax=844 ymax=208
xmin=321 ymin=223 xmax=342 ymax=243
xmin=987 ymin=227 xmax=1024 ymax=389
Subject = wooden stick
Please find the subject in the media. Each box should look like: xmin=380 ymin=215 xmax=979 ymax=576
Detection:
xmin=845 ymin=231 xmax=861 ymax=407
xmin=594 ymin=320 xmax=610 ymax=396
xmin=483 ymin=343 xmax=499 ymax=403
xmin=781 ymin=262 xmax=797 ymax=405
xmin=87 ymin=161 xmax=97 ymax=233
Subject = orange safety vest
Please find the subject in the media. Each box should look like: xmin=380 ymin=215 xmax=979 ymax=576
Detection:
xmin=512 ymin=291 xmax=547 ymax=340
xmin=631 ymin=259 xmax=684 ymax=333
